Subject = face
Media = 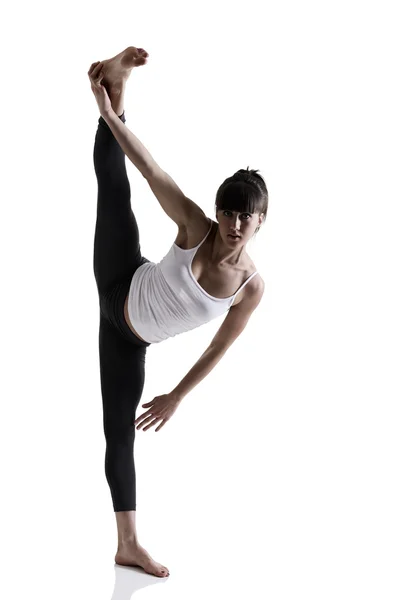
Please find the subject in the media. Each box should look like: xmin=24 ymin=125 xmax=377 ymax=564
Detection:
xmin=216 ymin=209 xmax=263 ymax=244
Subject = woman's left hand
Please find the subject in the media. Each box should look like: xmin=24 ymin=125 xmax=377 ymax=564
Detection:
xmin=88 ymin=61 xmax=113 ymax=117
xmin=135 ymin=393 xmax=182 ymax=432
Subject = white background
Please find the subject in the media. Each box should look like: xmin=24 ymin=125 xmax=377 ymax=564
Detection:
xmin=1 ymin=0 xmax=399 ymax=598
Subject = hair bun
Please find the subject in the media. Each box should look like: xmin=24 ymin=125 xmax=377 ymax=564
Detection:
xmin=234 ymin=167 xmax=267 ymax=191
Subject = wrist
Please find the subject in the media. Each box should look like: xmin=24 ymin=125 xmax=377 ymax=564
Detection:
xmin=101 ymin=108 xmax=116 ymax=123
xmin=171 ymin=389 xmax=185 ymax=403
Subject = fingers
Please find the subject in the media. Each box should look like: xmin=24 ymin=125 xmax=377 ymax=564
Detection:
xmin=142 ymin=400 xmax=155 ymax=408
xmin=134 ymin=406 xmax=154 ymax=425
xmin=134 ymin=394 xmax=174 ymax=431
xmin=138 ymin=414 xmax=169 ymax=432
xmin=135 ymin=413 xmax=154 ymax=429
xmin=87 ymin=61 xmax=100 ymax=76
xmin=88 ymin=62 xmax=104 ymax=83
xmin=135 ymin=407 xmax=169 ymax=431
xmin=143 ymin=417 xmax=164 ymax=431
xmin=155 ymin=420 xmax=167 ymax=432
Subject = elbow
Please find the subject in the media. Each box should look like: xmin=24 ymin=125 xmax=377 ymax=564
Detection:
xmin=209 ymin=343 xmax=229 ymax=357
xmin=142 ymin=161 xmax=162 ymax=180
xmin=141 ymin=165 xmax=155 ymax=180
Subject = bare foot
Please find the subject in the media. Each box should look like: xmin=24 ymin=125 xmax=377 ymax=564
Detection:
xmin=100 ymin=46 xmax=149 ymax=95
xmin=115 ymin=541 xmax=170 ymax=578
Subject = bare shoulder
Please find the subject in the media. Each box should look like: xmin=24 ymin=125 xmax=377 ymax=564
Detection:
xmin=249 ymin=272 xmax=265 ymax=298
xmin=249 ymin=271 xmax=265 ymax=298
xmin=174 ymin=204 xmax=213 ymax=249
xmin=233 ymin=269 xmax=265 ymax=309
xmin=210 ymin=270 xmax=264 ymax=351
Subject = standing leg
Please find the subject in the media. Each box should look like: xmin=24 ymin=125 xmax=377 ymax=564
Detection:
xmin=99 ymin=313 xmax=169 ymax=578
xmin=99 ymin=313 xmax=147 ymax=513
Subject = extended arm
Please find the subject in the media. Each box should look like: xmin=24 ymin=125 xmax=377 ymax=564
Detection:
xmin=102 ymin=109 xmax=205 ymax=228
xmin=102 ymin=110 xmax=158 ymax=178
xmin=172 ymin=345 xmax=227 ymax=400
xmin=171 ymin=278 xmax=265 ymax=400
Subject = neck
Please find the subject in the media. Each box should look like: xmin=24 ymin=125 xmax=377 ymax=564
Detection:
xmin=210 ymin=227 xmax=246 ymax=267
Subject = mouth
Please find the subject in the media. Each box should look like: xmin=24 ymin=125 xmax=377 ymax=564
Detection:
xmin=228 ymin=234 xmax=241 ymax=239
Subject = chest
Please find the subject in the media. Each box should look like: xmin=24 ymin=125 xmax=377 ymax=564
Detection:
xmin=174 ymin=221 xmax=255 ymax=306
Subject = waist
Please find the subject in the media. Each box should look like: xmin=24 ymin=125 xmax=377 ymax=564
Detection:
xmin=100 ymin=278 xmax=150 ymax=346
xmin=123 ymin=293 xmax=149 ymax=343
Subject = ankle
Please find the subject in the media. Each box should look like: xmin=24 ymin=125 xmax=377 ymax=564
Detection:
xmin=111 ymin=98 xmax=124 ymax=117
xmin=115 ymin=509 xmax=137 ymax=546
xmin=118 ymin=536 xmax=139 ymax=549
xmin=109 ymin=82 xmax=126 ymax=116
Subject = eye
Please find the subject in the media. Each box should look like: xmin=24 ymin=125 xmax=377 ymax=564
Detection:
xmin=223 ymin=211 xmax=251 ymax=219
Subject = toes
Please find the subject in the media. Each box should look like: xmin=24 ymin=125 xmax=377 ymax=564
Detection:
xmin=134 ymin=56 xmax=147 ymax=66
xmin=134 ymin=48 xmax=149 ymax=64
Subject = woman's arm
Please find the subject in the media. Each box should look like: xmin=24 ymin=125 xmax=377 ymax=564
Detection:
xmin=102 ymin=110 xmax=202 ymax=228
xmin=172 ymin=278 xmax=265 ymax=400
xmin=102 ymin=110 xmax=158 ymax=178
xmin=172 ymin=345 xmax=227 ymax=400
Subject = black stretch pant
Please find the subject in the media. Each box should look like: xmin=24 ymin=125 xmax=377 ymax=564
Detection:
xmin=93 ymin=112 xmax=151 ymax=512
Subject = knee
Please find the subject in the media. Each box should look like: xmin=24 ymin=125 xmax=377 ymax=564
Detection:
xmin=104 ymin=421 xmax=136 ymax=444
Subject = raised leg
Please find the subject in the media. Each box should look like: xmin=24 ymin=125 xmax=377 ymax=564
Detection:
xmin=109 ymin=80 xmax=126 ymax=117
xmin=100 ymin=46 xmax=149 ymax=116
xmin=93 ymin=111 xmax=145 ymax=295
xmin=92 ymin=48 xmax=150 ymax=295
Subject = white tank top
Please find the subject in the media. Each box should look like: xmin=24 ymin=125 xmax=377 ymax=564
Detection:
xmin=127 ymin=220 xmax=258 ymax=344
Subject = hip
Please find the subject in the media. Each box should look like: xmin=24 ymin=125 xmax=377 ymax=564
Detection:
xmin=123 ymin=293 xmax=149 ymax=343
xmin=99 ymin=277 xmax=150 ymax=347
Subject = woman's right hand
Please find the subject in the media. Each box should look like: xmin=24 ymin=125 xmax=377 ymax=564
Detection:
xmin=88 ymin=61 xmax=113 ymax=118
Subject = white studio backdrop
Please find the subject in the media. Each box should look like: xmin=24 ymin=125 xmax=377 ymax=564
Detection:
xmin=0 ymin=0 xmax=399 ymax=598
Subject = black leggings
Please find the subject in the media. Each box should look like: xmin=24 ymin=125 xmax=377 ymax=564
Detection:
xmin=93 ymin=112 xmax=151 ymax=512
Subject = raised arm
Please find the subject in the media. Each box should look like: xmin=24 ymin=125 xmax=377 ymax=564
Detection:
xmin=102 ymin=110 xmax=159 ymax=177
xmin=102 ymin=110 xmax=205 ymax=228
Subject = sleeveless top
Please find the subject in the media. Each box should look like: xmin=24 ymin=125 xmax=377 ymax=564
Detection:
xmin=127 ymin=220 xmax=258 ymax=344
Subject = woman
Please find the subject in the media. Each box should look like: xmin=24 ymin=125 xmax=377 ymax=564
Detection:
xmin=88 ymin=47 xmax=268 ymax=578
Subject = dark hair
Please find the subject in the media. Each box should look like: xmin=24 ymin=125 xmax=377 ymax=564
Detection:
xmin=215 ymin=167 xmax=268 ymax=235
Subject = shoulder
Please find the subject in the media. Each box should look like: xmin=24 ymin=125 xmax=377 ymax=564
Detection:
xmin=175 ymin=212 xmax=213 ymax=249
xmin=233 ymin=270 xmax=264 ymax=309
xmin=184 ymin=200 xmax=211 ymax=238
xmin=246 ymin=272 xmax=265 ymax=303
